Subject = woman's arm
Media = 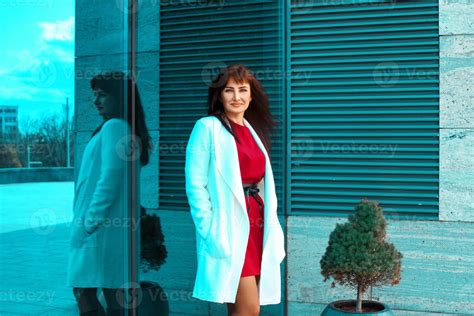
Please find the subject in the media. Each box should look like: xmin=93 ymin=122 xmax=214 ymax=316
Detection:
xmin=185 ymin=119 xmax=214 ymax=240
xmin=83 ymin=119 xmax=130 ymax=234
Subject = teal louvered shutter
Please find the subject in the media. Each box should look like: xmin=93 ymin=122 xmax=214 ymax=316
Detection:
xmin=288 ymin=0 xmax=439 ymax=218
xmin=159 ymin=1 xmax=285 ymax=213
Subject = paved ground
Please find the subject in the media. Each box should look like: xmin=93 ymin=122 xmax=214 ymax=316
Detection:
xmin=0 ymin=182 xmax=79 ymax=315
xmin=0 ymin=182 xmax=74 ymax=234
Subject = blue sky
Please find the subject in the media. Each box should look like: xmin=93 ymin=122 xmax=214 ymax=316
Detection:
xmin=0 ymin=1 xmax=75 ymax=133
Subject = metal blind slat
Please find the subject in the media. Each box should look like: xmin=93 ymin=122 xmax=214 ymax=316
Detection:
xmin=290 ymin=1 xmax=439 ymax=218
xmin=160 ymin=1 xmax=284 ymax=212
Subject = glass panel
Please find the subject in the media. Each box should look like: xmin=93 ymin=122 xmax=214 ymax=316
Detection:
xmin=0 ymin=1 xmax=140 ymax=315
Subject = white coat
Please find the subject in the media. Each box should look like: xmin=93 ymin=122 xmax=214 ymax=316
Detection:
xmin=185 ymin=115 xmax=286 ymax=305
xmin=66 ymin=118 xmax=141 ymax=289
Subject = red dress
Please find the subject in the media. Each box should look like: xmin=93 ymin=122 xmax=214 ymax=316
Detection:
xmin=229 ymin=119 xmax=266 ymax=277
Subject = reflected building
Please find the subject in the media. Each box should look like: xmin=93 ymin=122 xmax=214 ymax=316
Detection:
xmin=0 ymin=105 xmax=19 ymax=141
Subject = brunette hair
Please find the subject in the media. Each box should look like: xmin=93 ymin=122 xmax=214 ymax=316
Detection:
xmin=207 ymin=64 xmax=276 ymax=154
xmin=90 ymin=71 xmax=152 ymax=166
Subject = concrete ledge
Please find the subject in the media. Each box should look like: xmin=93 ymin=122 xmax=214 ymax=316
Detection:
xmin=440 ymin=0 xmax=474 ymax=35
xmin=440 ymin=129 xmax=474 ymax=221
xmin=0 ymin=167 xmax=74 ymax=184
xmin=440 ymin=35 xmax=474 ymax=129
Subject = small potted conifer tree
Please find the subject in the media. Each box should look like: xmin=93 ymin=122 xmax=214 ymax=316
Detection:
xmin=138 ymin=206 xmax=169 ymax=315
xmin=320 ymin=199 xmax=403 ymax=315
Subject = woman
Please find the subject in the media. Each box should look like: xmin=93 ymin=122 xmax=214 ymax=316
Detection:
xmin=185 ymin=64 xmax=286 ymax=315
xmin=66 ymin=71 xmax=151 ymax=315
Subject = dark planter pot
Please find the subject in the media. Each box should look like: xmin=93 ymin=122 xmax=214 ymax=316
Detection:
xmin=321 ymin=300 xmax=394 ymax=315
xmin=137 ymin=281 xmax=169 ymax=316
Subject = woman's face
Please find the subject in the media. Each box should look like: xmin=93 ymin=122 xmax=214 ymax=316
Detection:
xmin=93 ymin=88 xmax=119 ymax=120
xmin=219 ymin=78 xmax=252 ymax=118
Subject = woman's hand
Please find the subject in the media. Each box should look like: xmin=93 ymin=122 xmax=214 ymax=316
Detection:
xmin=70 ymin=217 xmax=96 ymax=247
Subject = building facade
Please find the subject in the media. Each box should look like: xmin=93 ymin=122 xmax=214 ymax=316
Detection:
xmin=0 ymin=105 xmax=19 ymax=141
xmin=75 ymin=1 xmax=473 ymax=315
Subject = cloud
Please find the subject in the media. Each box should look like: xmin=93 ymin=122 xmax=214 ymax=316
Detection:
xmin=38 ymin=16 xmax=74 ymax=42
xmin=0 ymin=16 xmax=75 ymax=121
xmin=0 ymin=16 xmax=75 ymax=85
xmin=0 ymin=71 xmax=67 ymax=102
xmin=49 ymin=46 xmax=74 ymax=63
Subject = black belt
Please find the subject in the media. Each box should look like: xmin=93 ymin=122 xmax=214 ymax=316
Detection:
xmin=243 ymin=183 xmax=264 ymax=230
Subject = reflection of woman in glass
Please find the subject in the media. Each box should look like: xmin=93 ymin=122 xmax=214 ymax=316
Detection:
xmin=185 ymin=64 xmax=286 ymax=315
xmin=67 ymin=71 xmax=151 ymax=315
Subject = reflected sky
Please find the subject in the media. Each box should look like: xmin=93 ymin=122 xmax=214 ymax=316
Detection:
xmin=0 ymin=1 xmax=74 ymax=133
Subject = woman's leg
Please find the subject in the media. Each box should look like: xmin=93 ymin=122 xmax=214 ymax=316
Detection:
xmin=226 ymin=276 xmax=260 ymax=316
xmin=72 ymin=287 xmax=105 ymax=315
